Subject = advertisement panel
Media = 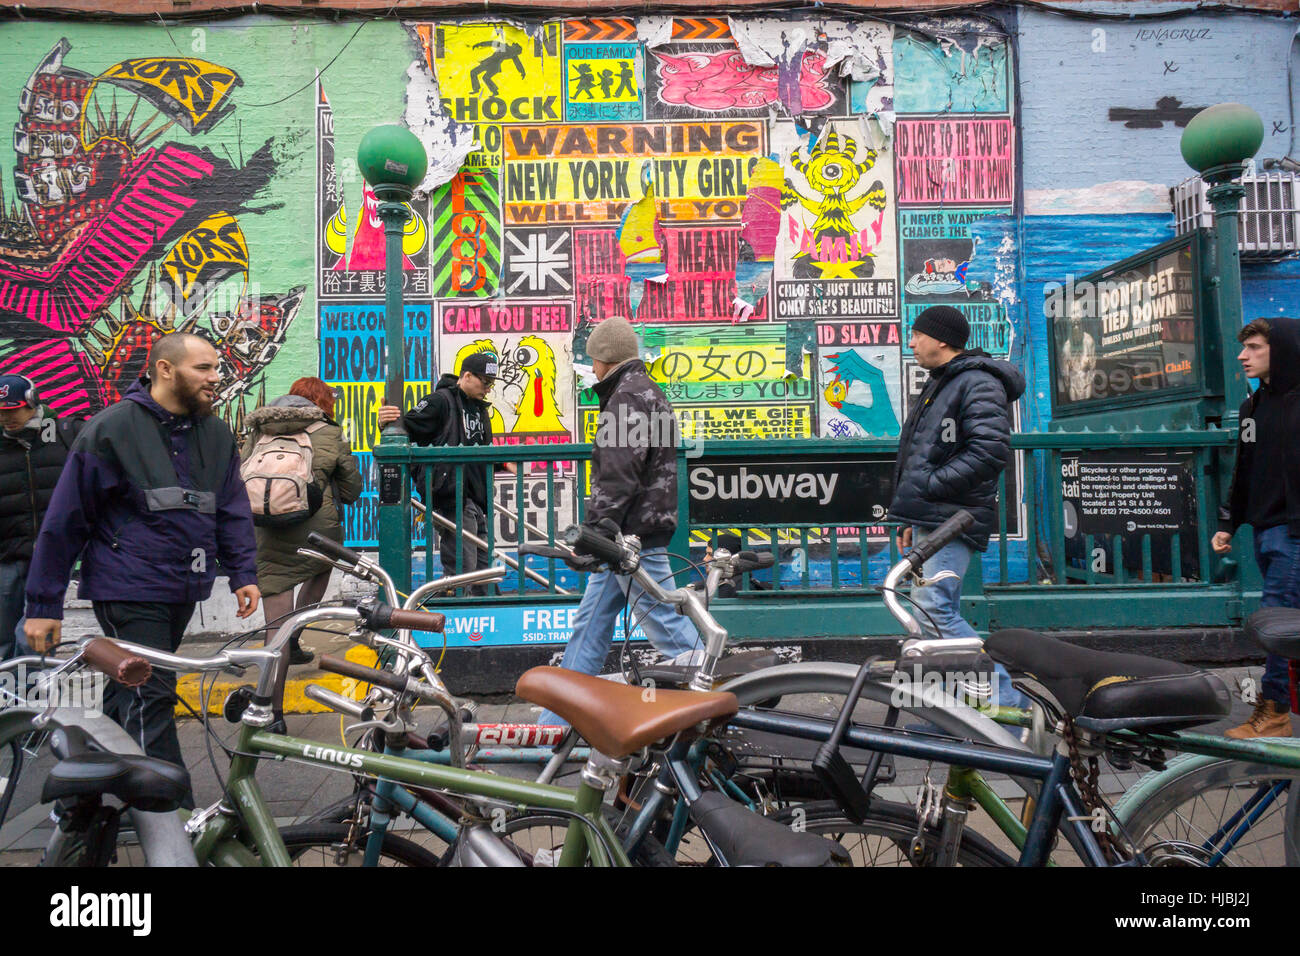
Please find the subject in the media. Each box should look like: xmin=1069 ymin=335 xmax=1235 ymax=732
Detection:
xmin=895 ymin=118 xmax=1014 ymax=205
xmin=502 ymin=122 xmax=764 ymax=225
xmin=1048 ymin=237 xmax=1199 ymax=413
xmin=1061 ymin=448 xmax=1198 ymax=578
xmin=410 ymin=602 xmax=647 ymax=649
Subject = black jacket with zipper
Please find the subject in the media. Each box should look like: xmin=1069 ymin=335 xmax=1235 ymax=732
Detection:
xmin=586 ymin=359 xmax=679 ymax=549
xmin=401 ymin=373 xmax=494 ymax=509
xmin=0 ymin=405 xmax=81 ymax=563
xmin=1220 ymin=316 xmax=1300 ymax=537
xmin=888 ymin=349 xmax=1025 ymax=551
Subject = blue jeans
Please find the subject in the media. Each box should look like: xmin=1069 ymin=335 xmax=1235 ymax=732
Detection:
xmin=1254 ymin=525 xmax=1300 ymax=706
xmin=538 ymin=548 xmax=702 ymax=726
xmin=0 ymin=560 xmax=31 ymax=661
xmin=910 ymin=529 xmax=1029 ymax=710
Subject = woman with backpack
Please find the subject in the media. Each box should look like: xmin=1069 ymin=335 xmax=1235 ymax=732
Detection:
xmin=241 ymin=377 xmax=363 ymax=663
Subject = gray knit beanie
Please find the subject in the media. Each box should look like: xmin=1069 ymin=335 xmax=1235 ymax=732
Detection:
xmin=585 ymin=317 xmax=640 ymax=363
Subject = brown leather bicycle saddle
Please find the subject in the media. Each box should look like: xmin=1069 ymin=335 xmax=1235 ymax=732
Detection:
xmin=985 ymin=629 xmax=1230 ymax=733
xmin=1245 ymin=607 xmax=1300 ymax=660
xmin=516 ymin=667 xmax=738 ymax=758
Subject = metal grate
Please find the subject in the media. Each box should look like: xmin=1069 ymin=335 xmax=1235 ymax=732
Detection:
xmin=1171 ymin=165 xmax=1300 ymax=260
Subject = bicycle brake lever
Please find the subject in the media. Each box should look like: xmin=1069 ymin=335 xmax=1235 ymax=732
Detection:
xmin=345 ymin=713 xmax=412 ymax=737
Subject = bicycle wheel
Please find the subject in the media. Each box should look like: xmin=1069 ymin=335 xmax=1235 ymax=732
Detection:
xmin=488 ymin=808 xmax=675 ymax=867
xmin=1113 ymin=751 xmax=1300 ymax=867
xmin=275 ymin=822 xmax=443 ymax=867
xmin=0 ymin=736 xmax=20 ymax=829
xmin=719 ymin=661 xmax=1033 ymax=801
xmin=769 ymin=799 xmax=1013 ymax=867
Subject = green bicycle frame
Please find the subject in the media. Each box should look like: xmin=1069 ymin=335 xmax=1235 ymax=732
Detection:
xmin=940 ymin=715 xmax=1300 ymax=859
xmin=189 ymin=722 xmax=631 ymax=867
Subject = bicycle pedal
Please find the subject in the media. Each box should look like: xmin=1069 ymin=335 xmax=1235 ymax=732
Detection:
xmin=812 ymin=743 xmax=870 ymax=824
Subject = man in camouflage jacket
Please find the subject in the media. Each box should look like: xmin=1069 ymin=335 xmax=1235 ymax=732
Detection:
xmin=538 ymin=317 xmax=699 ymax=724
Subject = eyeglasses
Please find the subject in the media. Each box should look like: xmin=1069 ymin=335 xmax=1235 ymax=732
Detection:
xmin=473 ymin=373 xmax=496 ymax=387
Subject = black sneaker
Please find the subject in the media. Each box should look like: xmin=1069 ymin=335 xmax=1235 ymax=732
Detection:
xmin=289 ymin=643 xmax=315 ymax=666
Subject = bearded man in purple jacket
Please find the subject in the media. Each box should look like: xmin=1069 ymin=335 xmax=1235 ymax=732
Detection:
xmin=25 ymin=333 xmax=259 ymax=787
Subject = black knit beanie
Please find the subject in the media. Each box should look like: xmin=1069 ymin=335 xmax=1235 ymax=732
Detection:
xmin=912 ymin=305 xmax=970 ymax=350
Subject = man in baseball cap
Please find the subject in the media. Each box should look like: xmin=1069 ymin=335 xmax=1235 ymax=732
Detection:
xmin=0 ymin=373 xmax=37 ymax=412
xmin=375 ymin=351 xmax=512 ymax=594
xmin=0 ymin=373 xmax=82 ymax=659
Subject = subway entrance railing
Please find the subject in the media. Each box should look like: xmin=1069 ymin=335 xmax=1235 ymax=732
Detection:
xmin=373 ymin=427 xmax=1258 ymax=647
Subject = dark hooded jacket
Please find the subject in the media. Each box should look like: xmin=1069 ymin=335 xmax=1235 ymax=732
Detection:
xmin=401 ymin=373 xmax=494 ymax=509
xmin=587 ymin=359 xmax=679 ymax=549
xmin=889 ymin=349 xmax=1025 ymax=551
xmin=25 ymin=379 xmax=258 ymax=619
xmin=0 ymin=405 xmax=81 ymax=563
xmin=1220 ymin=316 xmax=1300 ymax=537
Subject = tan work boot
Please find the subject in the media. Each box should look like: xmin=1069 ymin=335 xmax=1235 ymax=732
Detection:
xmin=1224 ymin=699 xmax=1294 ymax=739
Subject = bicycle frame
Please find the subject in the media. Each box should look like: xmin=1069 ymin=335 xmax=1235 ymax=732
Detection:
xmin=188 ymin=719 xmax=631 ymax=867
xmin=727 ymin=708 xmax=1110 ymax=866
xmin=0 ymin=704 xmax=198 ymax=866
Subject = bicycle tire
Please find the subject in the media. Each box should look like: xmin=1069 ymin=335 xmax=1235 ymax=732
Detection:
xmin=274 ymin=822 xmax=444 ymax=867
xmin=1113 ymin=750 xmax=1300 ymax=867
xmin=769 ymin=799 xmax=1014 ymax=867
xmin=488 ymin=808 xmax=675 ymax=867
xmin=0 ymin=737 xmax=20 ymax=830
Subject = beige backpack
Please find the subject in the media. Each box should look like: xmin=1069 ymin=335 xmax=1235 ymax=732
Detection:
xmin=241 ymin=422 xmax=327 ymax=527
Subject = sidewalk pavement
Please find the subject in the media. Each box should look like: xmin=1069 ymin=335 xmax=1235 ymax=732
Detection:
xmin=0 ymin=664 xmax=1285 ymax=865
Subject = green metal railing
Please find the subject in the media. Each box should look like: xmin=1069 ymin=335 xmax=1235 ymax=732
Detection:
xmin=374 ymin=427 xmax=1259 ymax=640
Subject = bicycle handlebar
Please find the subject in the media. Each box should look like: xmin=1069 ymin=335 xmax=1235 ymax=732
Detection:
xmin=81 ymin=637 xmax=152 ymax=687
xmin=903 ymin=511 xmax=974 ymax=569
xmin=317 ymin=654 xmax=451 ymax=709
xmin=306 ymin=531 xmax=363 ymax=567
xmin=357 ymin=601 xmax=445 ymax=634
xmin=319 ymin=653 xmax=409 ymax=694
xmin=732 ymin=550 xmax=775 ymax=574
xmin=562 ymin=523 xmax=629 ymax=567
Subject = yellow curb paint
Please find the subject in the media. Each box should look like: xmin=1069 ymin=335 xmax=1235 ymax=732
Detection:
xmin=175 ymin=645 xmax=380 ymax=717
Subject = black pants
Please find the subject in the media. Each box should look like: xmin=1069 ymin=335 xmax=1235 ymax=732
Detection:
xmin=436 ymin=499 xmax=495 ymax=596
xmin=92 ymin=600 xmax=196 ymax=805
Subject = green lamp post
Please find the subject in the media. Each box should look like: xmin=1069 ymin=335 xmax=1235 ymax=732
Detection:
xmin=357 ymin=124 xmax=428 ymax=439
xmin=358 ymin=124 xmax=427 ymax=595
xmin=1181 ymin=103 xmax=1262 ymax=588
xmin=1179 ymin=102 xmax=1264 ymax=429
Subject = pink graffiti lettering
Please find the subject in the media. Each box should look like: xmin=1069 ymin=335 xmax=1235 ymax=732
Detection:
xmin=654 ymin=50 xmax=833 ymax=113
xmin=0 ymin=145 xmax=211 ymax=336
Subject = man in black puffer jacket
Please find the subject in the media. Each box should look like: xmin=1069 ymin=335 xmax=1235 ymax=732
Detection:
xmin=0 ymin=373 xmax=81 ymax=659
xmin=889 ymin=305 xmax=1028 ymax=708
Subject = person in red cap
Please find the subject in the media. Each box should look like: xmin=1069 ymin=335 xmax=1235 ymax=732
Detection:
xmin=0 ymin=372 xmax=82 ymax=659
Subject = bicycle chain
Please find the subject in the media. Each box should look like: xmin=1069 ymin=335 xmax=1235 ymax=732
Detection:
xmin=1061 ymin=718 xmax=1128 ymax=864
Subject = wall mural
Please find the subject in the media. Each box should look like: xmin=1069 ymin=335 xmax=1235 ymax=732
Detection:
xmin=4 ymin=13 xmax=1294 ymax=588
xmin=0 ymin=16 xmax=1027 ymax=551
xmin=0 ymin=38 xmax=304 ymax=427
xmin=321 ymin=16 xmax=1017 ymax=545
